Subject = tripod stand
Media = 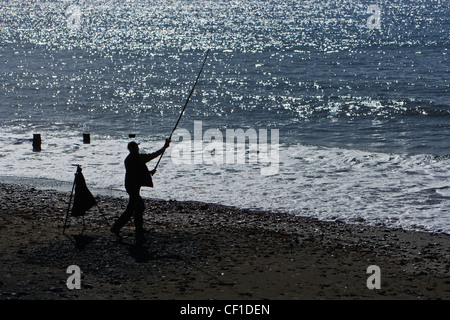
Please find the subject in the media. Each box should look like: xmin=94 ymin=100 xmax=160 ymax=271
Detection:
xmin=63 ymin=165 xmax=111 ymax=236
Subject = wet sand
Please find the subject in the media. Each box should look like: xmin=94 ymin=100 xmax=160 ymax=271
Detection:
xmin=0 ymin=182 xmax=449 ymax=300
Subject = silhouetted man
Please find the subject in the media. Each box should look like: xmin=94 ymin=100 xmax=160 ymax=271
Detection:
xmin=111 ymin=139 xmax=170 ymax=244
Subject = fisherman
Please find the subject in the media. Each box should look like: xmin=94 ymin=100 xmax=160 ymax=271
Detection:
xmin=110 ymin=50 xmax=208 ymax=245
xmin=111 ymin=138 xmax=170 ymax=244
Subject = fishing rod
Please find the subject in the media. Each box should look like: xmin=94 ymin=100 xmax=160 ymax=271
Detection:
xmin=153 ymin=48 xmax=211 ymax=172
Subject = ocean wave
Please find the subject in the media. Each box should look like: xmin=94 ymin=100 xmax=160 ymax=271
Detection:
xmin=0 ymin=126 xmax=449 ymax=234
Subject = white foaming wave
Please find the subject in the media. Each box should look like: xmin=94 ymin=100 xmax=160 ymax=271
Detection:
xmin=148 ymin=142 xmax=450 ymax=233
xmin=1 ymin=128 xmax=449 ymax=233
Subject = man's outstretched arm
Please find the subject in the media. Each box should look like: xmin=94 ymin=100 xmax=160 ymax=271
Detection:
xmin=140 ymin=138 xmax=171 ymax=163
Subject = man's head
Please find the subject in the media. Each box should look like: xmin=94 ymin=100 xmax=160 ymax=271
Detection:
xmin=127 ymin=141 xmax=140 ymax=154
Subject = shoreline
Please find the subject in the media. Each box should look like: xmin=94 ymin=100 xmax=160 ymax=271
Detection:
xmin=1 ymin=182 xmax=449 ymax=300
xmin=2 ymin=174 xmax=447 ymax=236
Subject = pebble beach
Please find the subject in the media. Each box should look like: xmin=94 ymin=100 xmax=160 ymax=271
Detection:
xmin=0 ymin=182 xmax=449 ymax=300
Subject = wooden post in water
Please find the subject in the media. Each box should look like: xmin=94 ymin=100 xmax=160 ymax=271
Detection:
xmin=32 ymin=134 xmax=41 ymax=152
xmin=83 ymin=133 xmax=90 ymax=144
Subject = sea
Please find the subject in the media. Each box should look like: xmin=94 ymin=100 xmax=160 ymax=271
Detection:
xmin=0 ymin=0 xmax=449 ymax=234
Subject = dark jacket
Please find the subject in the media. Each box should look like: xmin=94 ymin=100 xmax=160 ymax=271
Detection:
xmin=124 ymin=150 xmax=164 ymax=192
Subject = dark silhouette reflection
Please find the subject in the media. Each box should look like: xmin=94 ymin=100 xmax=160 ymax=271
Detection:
xmin=72 ymin=234 xmax=95 ymax=250
xmin=62 ymin=230 xmax=95 ymax=251
xmin=129 ymin=244 xmax=153 ymax=263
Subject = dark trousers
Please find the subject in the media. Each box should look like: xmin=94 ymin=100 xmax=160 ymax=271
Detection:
xmin=112 ymin=190 xmax=145 ymax=234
